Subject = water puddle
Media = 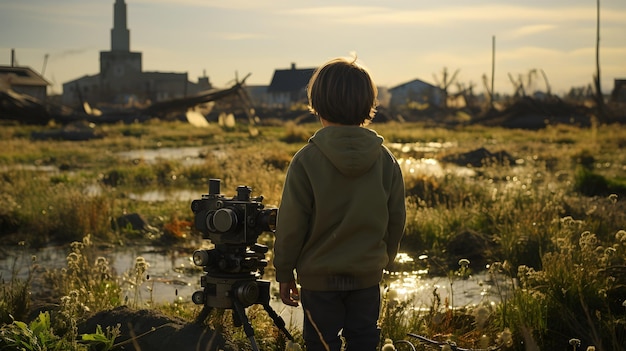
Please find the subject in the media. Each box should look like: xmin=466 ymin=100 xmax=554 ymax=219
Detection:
xmin=0 ymin=245 xmax=200 ymax=305
xmin=388 ymin=141 xmax=457 ymax=155
xmin=83 ymin=184 xmax=203 ymax=202
xmin=397 ymin=157 xmax=476 ymax=178
xmin=127 ymin=189 xmax=201 ymax=202
xmin=0 ymin=164 xmax=59 ymax=173
xmin=1 ymin=246 xmax=509 ymax=329
xmin=116 ymin=146 xmax=228 ymax=166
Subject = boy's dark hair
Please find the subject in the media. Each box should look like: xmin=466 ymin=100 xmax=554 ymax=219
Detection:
xmin=307 ymin=57 xmax=378 ymax=126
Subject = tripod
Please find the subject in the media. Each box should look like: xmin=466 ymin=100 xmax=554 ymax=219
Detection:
xmin=193 ymin=268 xmax=294 ymax=350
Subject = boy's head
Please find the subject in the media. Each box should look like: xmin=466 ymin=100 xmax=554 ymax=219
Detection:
xmin=307 ymin=57 xmax=378 ymax=126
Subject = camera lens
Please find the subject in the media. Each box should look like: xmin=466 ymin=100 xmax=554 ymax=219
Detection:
xmin=259 ymin=208 xmax=277 ymax=232
xmin=235 ymin=281 xmax=259 ymax=306
xmin=212 ymin=208 xmax=238 ymax=232
xmin=192 ymin=250 xmax=210 ymax=266
xmin=191 ymin=290 xmax=205 ymax=305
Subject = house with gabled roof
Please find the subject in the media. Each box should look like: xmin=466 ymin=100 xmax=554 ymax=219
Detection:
xmin=266 ymin=63 xmax=315 ymax=107
xmin=388 ymin=79 xmax=445 ymax=108
xmin=0 ymin=65 xmax=50 ymax=101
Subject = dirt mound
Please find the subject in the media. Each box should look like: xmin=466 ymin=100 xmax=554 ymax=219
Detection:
xmin=446 ymin=229 xmax=497 ymax=270
xmin=442 ymin=147 xmax=516 ymax=168
xmin=475 ymin=96 xmax=592 ymax=129
xmin=78 ymin=306 xmax=229 ymax=351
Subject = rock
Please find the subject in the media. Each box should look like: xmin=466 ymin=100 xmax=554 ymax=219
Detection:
xmin=112 ymin=213 xmax=158 ymax=234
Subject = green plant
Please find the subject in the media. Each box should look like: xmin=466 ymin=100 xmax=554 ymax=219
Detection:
xmin=0 ymin=243 xmax=35 ymax=325
xmin=574 ymin=167 xmax=626 ymax=197
xmin=79 ymin=324 xmax=121 ymax=351
xmin=0 ymin=312 xmax=67 ymax=350
xmin=0 ymin=311 xmax=120 ymax=351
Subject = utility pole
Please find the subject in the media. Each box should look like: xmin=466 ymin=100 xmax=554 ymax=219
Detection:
xmin=594 ymin=0 xmax=607 ymax=122
xmin=491 ymin=35 xmax=495 ymax=101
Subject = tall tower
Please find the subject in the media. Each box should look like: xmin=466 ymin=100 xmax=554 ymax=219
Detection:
xmin=111 ymin=0 xmax=130 ymax=52
xmin=100 ymin=0 xmax=142 ymax=102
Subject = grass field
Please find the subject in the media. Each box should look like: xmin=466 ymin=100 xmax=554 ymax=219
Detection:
xmin=1 ymin=119 xmax=625 ymax=350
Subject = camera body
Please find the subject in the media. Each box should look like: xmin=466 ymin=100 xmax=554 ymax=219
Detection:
xmin=191 ymin=178 xmax=276 ymax=246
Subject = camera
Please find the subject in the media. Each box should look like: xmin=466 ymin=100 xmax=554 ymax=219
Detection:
xmin=190 ymin=178 xmax=279 ymax=305
xmin=190 ymin=179 xmax=292 ymax=350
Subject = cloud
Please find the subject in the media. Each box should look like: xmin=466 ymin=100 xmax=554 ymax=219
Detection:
xmin=212 ymin=32 xmax=269 ymax=41
xmin=280 ymin=4 xmax=621 ymax=28
xmin=508 ymin=24 xmax=557 ymax=39
xmin=133 ymin=0 xmax=289 ymax=10
xmin=6 ymin=2 xmax=105 ymax=19
xmin=2 ymin=1 xmax=108 ymax=28
xmin=282 ymin=6 xmax=384 ymax=17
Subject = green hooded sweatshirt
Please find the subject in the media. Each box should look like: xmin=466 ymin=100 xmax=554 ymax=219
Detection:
xmin=274 ymin=125 xmax=406 ymax=291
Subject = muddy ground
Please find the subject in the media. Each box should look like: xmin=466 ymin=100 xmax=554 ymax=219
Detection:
xmin=78 ymin=306 xmax=231 ymax=351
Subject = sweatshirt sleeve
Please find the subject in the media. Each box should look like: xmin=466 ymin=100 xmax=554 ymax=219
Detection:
xmin=385 ymin=160 xmax=406 ymax=270
xmin=273 ymin=157 xmax=312 ymax=283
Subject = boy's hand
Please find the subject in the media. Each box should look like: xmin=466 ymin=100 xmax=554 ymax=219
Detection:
xmin=279 ymin=281 xmax=300 ymax=307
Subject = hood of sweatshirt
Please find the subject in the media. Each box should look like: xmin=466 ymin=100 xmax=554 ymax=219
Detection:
xmin=309 ymin=126 xmax=384 ymax=177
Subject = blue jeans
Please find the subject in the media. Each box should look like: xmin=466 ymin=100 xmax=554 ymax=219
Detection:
xmin=300 ymin=285 xmax=381 ymax=351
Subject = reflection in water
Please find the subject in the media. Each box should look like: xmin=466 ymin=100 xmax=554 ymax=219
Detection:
xmin=0 ymin=245 xmax=201 ymax=305
xmin=387 ymin=141 xmax=457 ymax=154
xmin=385 ymin=253 xmax=510 ymax=311
xmin=0 ymin=244 xmax=304 ymax=328
xmin=385 ymin=270 xmax=509 ymax=311
xmin=116 ymin=146 xmax=227 ymax=166
xmin=83 ymin=184 xmax=203 ymax=202
xmin=128 ymin=189 xmax=200 ymax=202
xmin=397 ymin=157 xmax=476 ymax=178
xmin=0 ymin=164 xmax=59 ymax=173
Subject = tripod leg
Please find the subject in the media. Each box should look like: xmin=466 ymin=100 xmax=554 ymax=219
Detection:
xmin=261 ymin=302 xmax=295 ymax=341
xmin=232 ymin=300 xmax=260 ymax=351
xmin=194 ymin=305 xmax=213 ymax=324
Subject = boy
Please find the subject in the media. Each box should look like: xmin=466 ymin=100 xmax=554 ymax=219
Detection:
xmin=273 ymin=57 xmax=406 ymax=351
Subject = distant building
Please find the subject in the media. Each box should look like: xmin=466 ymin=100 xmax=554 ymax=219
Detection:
xmin=267 ymin=63 xmax=315 ymax=107
xmin=0 ymin=64 xmax=50 ymax=101
xmin=611 ymin=79 xmax=626 ymax=103
xmin=388 ymin=79 xmax=445 ymax=108
xmin=244 ymin=85 xmax=273 ymax=107
xmin=62 ymin=0 xmax=211 ymax=107
xmin=250 ymin=64 xmax=390 ymax=111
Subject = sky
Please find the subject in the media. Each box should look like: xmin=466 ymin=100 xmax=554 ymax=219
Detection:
xmin=1 ymin=0 xmax=625 ymax=96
